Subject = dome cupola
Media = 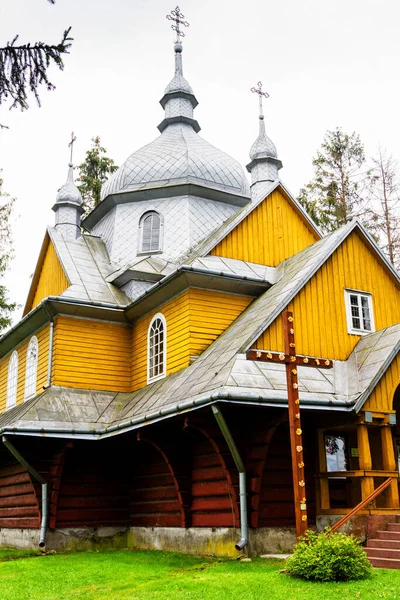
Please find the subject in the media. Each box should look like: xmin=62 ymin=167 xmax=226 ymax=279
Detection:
xmin=52 ymin=146 xmax=84 ymax=240
xmin=246 ymin=82 xmax=282 ymax=198
xmin=100 ymin=13 xmax=250 ymax=204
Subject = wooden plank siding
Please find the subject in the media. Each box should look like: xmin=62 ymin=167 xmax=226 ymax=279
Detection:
xmin=55 ymin=443 xmax=129 ymax=528
xmin=0 ymin=324 xmax=50 ymax=413
xmin=30 ymin=240 xmax=69 ymax=312
xmin=53 ymin=316 xmax=131 ymax=392
xmin=131 ymin=289 xmax=253 ymax=391
xmin=0 ymin=457 xmax=40 ymax=529
xmin=211 ymin=188 xmax=319 ymax=267
xmin=363 ymin=354 xmax=400 ymax=413
xmin=188 ymin=289 xmax=252 ymax=357
xmin=255 ymin=230 xmax=400 ymax=361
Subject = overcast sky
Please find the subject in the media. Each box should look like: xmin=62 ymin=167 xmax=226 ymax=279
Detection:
xmin=1 ymin=0 xmax=399 ymax=322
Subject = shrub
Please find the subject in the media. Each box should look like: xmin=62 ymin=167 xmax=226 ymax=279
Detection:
xmin=284 ymin=528 xmax=372 ymax=582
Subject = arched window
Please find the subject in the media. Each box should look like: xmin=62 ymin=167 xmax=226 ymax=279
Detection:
xmin=148 ymin=313 xmax=166 ymax=382
xmin=6 ymin=351 xmax=18 ymax=410
xmin=24 ymin=336 xmax=38 ymax=401
xmin=139 ymin=211 xmax=163 ymax=253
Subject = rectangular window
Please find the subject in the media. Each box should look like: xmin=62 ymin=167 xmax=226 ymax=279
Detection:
xmin=344 ymin=289 xmax=374 ymax=334
xmin=325 ymin=435 xmax=347 ymax=472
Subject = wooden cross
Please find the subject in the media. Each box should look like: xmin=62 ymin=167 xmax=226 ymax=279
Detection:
xmin=251 ymin=81 xmax=269 ymax=119
xmin=246 ymin=310 xmax=333 ymax=540
xmin=166 ymin=6 xmax=190 ymax=43
xmin=68 ymin=131 xmax=77 ymax=165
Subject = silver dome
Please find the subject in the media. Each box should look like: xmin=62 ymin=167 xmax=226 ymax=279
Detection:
xmin=249 ymin=117 xmax=278 ymax=161
xmin=56 ymin=164 xmax=83 ymax=206
xmin=101 ymin=44 xmax=250 ymax=201
xmin=102 ymin=123 xmax=250 ymax=199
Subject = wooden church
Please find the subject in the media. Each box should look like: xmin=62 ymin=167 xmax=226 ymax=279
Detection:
xmin=0 ymin=9 xmax=399 ymax=557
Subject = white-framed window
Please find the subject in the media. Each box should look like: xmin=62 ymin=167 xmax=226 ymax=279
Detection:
xmin=138 ymin=211 xmax=163 ymax=254
xmin=6 ymin=351 xmax=18 ymax=410
xmin=24 ymin=336 xmax=38 ymax=401
xmin=344 ymin=289 xmax=375 ymax=335
xmin=147 ymin=313 xmax=167 ymax=383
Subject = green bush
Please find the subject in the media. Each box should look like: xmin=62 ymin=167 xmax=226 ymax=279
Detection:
xmin=284 ymin=528 xmax=372 ymax=582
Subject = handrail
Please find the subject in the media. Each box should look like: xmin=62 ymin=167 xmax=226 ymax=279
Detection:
xmin=330 ymin=477 xmax=393 ymax=534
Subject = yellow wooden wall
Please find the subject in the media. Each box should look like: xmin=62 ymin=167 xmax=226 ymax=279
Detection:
xmin=211 ymin=188 xmax=319 ymax=266
xmin=0 ymin=325 xmax=50 ymax=413
xmin=131 ymin=289 xmax=253 ymax=391
xmin=31 ymin=242 xmax=69 ymax=311
xmin=53 ymin=316 xmax=131 ymax=392
xmin=188 ymin=288 xmax=252 ymax=356
xmin=255 ymin=230 xmax=400 ymax=361
xmin=363 ymin=354 xmax=400 ymax=413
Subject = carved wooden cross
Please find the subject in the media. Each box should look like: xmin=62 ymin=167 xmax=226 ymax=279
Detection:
xmin=246 ymin=310 xmax=333 ymax=539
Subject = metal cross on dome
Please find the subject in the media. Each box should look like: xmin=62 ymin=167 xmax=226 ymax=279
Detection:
xmin=251 ymin=81 xmax=269 ymax=118
xmin=166 ymin=6 xmax=190 ymax=43
xmin=68 ymin=132 xmax=77 ymax=164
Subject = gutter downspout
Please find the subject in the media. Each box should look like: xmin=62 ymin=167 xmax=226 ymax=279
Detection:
xmin=2 ymin=435 xmax=48 ymax=547
xmin=212 ymin=405 xmax=248 ymax=551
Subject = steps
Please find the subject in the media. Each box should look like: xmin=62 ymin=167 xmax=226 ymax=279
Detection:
xmin=365 ymin=517 xmax=400 ymax=569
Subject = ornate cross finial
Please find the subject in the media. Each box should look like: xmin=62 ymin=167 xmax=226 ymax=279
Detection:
xmin=166 ymin=6 xmax=189 ymax=43
xmin=251 ymin=81 xmax=269 ymax=119
xmin=68 ymin=131 xmax=77 ymax=165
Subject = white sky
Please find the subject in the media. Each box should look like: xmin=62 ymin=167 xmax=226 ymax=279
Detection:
xmin=1 ymin=0 xmax=400 ymax=322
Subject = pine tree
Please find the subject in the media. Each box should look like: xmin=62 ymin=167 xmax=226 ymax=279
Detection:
xmin=368 ymin=148 xmax=400 ymax=268
xmin=76 ymin=137 xmax=118 ymax=216
xmin=0 ymin=176 xmax=16 ymax=332
xmin=0 ymin=0 xmax=72 ymax=125
xmin=298 ymin=127 xmax=370 ymax=233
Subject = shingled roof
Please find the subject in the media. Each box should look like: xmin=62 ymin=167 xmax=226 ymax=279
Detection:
xmin=3 ymin=219 xmax=399 ymax=439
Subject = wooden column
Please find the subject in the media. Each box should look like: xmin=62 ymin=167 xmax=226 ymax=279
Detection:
xmin=357 ymin=425 xmax=375 ymax=502
xmin=381 ymin=426 xmax=400 ymax=508
xmin=317 ymin=429 xmax=330 ymax=510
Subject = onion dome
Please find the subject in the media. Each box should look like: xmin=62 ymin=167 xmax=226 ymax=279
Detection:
xmin=101 ymin=42 xmax=250 ymax=202
xmin=246 ymin=84 xmax=282 ymax=191
xmin=52 ymin=164 xmax=84 ymax=239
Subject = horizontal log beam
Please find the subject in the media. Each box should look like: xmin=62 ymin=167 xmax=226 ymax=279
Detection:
xmin=246 ymin=349 xmax=333 ymax=369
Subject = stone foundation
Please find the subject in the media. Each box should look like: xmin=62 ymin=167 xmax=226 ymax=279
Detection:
xmin=5 ymin=518 xmax=395 ymax=555
xmin=0 ymin=526 xmax=296 ymax=556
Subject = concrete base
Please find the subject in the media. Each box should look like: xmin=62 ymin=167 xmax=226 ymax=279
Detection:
xmin=128 ymin=527 xmax=296 ymax=556
xmin=0 ymin=526 xmax=297 ymax=556
xmin=0 ymin=527 xmax=129 ymax=551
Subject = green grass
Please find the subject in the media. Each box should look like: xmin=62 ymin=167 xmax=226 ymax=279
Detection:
xmin=0 ymin=548 xmax=399 ymax=599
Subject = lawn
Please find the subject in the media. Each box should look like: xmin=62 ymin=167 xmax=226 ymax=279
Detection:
xmin=0 ymin=547 xmax=399 ymax=599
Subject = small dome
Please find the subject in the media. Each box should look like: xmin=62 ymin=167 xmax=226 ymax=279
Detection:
xmin=101 ymin=123 xmax=250 ymax=200
xmin=249 ymin=117 xmax=278 ymax=161
xmin=56 ymin=164 xmax=83 ymax=206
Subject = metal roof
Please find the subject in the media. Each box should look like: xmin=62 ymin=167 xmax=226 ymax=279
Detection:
xmin=2 ymin=219 xmax=399 ymax=439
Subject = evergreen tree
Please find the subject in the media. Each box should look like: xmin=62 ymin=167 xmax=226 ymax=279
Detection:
xmin=0 ymin=0 xmax=72 ymax=124
xmin=0 ymin=176 xmax=16 ymax=332
xmin=368 ymin=148 xmax=400 ymax=268
xmin=298 ymin=127 xmax=370 ymax=233
xmin=76 ymin=137 xmax=118 ymax=216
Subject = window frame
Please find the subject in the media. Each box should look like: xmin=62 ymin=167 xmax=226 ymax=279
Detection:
xmin=138 ymin=210 xmax=164 ymax=255
xmin=344 ymin=288 xmax=375 ymax=335
xmin=24 ymin=336 xmax=39 ymax=401
xmin=147 ymin=313 xmax=167 ymax=384
xmin=6 ymin=351 xmax=18 ymax=410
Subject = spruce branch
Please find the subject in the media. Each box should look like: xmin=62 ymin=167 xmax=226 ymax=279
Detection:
xmin=0 ymin=27 xmax=73 ymax=111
